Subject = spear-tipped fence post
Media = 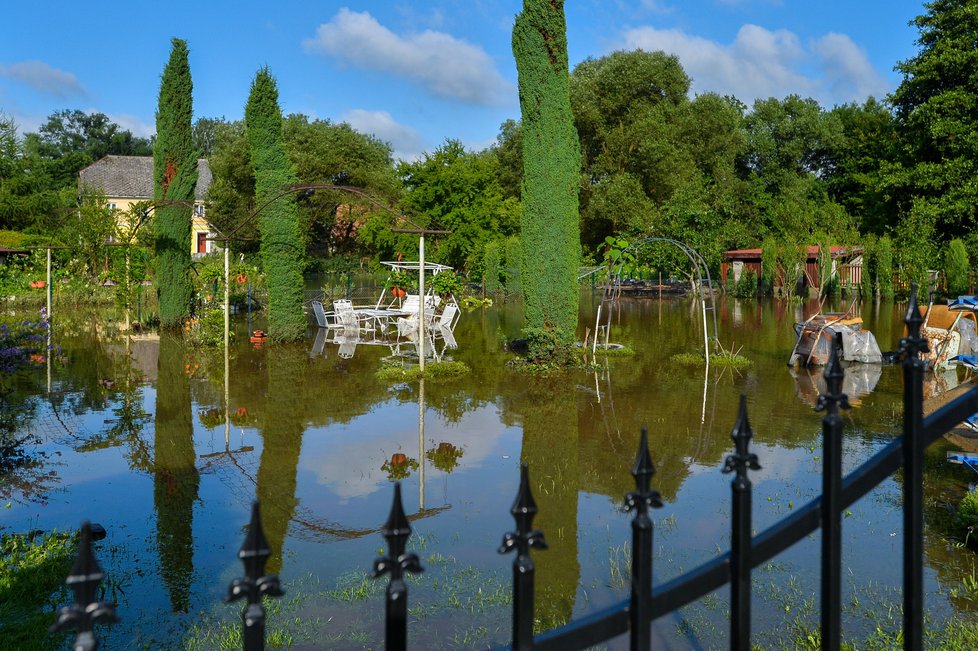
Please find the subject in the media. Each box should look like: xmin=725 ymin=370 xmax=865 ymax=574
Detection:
xmin=50 ymin=522 xmax=118 ymax=651
xmin=900 ymin=285 xmax=927 ymax=651
xmin=722 ymin=396 xmax=761 ymax=649
xmin=373 ymin=482 xmax=423 ymax=651
xmin=816 ymin=336 xmax=850 ymax=651
xmin=624 ymin=427 xmax=663 ymax=651
xmin=226 ymin=501 xmax=284 ymax=651
xmin=499 ymin=463 xmax=548 ymax=650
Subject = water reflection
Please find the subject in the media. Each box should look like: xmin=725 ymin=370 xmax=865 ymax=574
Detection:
xmin=153 ymin=334 xmax=198 ymax=613
xmin=514 ymin=379 xmax=580 ymax=629
xmin=7 ymin=298 xmax=978 ymax=646
xmin=255 ymin=347 xmax=306 ymax=574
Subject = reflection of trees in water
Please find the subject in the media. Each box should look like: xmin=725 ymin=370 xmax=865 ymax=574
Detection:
xmin=256 ymin=346 xmax=306 ymax=575
xmin=153 ymin=334 xmax=199 ymax=613
xmin=514 ymin=379 xmax=580 ymax=631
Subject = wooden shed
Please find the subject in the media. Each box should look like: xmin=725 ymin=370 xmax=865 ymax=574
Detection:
xmin=721 ymin=246 xmax=863 ymax=291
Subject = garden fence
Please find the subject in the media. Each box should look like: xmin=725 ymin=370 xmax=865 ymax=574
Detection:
xmin=50 ymin=286 xmax=978 ymax=651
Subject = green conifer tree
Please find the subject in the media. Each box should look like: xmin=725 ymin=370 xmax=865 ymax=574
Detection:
xmin=513 ymin=0 xmax=581 ymax=358
xmin=153 ymin=38 xmax=197 ymax=328
xmin=245 ymin=68 xmax=306 ymax=342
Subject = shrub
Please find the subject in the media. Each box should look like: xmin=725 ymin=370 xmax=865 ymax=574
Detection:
xmin=945 ymin=238 xmax=970 ymax=295
xmin=876 ymin=235 xmax=894 ymax=297
xmin=957 ymin=487 xmax=978 ymax=545
xmin=734 ymin=269 xmax=758 ymax=298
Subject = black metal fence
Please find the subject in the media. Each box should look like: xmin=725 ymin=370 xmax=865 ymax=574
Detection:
xmin=51 ymin=286 xmax=978 ymax=650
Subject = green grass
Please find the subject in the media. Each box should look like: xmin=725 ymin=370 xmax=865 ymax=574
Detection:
xmin=0 ymin=530 xmax=75 ymax=650
xmin=671 ymin=349 xmax=752 ymax=368
xmin=376 ymin=361 xmax=470 ymax=383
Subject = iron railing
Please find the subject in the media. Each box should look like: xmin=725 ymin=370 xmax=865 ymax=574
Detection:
xmin=50 ymin=285 xmax=978 ymax=650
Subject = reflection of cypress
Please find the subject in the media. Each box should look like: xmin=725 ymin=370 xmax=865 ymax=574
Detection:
xmin=255 ymin=347 xmax=306 ymax=574
xmin=519 ymin=382 xmax=579 ymax=631
xmin=153 ymin=335 xmax=198 ymax=612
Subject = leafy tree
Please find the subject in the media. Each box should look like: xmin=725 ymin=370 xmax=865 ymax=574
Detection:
xmin=888 ymin=0 xmax=978 ymax=240
xmin=245 ymin=67 xmax=306 ymax=342
xmin=59 ymin=189 xmax=116 ymax=278
xmin=825 ymin=98 xmax=899 ymax=234
xmin=192 ymin=116 xmax=225 ymax=157
xmin=282 ymin=115 xmax=399 ymax=257
xmin=392 ymin=139 xmax=519 ymax=271
xmin=894 ymin=208 xmax=938 ymax=291
xmin=153 ymin=38 xmax=198 ymax=328
xmin=0 ymin=114 xmax=75 ymax=232
xmin=204 ymin=120 xmax=257 ymax=251
xmin=28 ymin=109 xmax=152 ymax=161
xmin=206 ymin=115 xmax=399 ymax=260
xmin=876 ymin=235 xmax=895 ymax=298
xmin=944 ymin=238 xmax=970 ymax=295
xmin=513 ymin=0 xmax=581 ymax=355
xmin=492 ymin=119 xmax=523 ymax=201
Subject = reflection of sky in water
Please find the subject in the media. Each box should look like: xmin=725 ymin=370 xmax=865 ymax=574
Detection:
xmin=3 ymin=298 xmax=978 ymax=648
xmin=302 ymin=402 xmax=507 ymax=501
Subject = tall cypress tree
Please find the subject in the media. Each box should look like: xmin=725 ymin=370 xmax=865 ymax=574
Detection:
xmin=153 ymin=38 xmax=197 ymax=328
xmin=245 ymin=68 xmax=306 ymax=342
xmin=513 ymin=0 xmax=581 ymax=358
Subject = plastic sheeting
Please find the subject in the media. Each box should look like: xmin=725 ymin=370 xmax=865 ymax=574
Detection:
xmin=958 ymin=318 xmax=978 ymax=356
xmin=841 ymin=329 xmax=882 ymax=363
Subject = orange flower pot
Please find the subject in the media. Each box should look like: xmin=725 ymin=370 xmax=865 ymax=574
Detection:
xmin=390 ymin=453 xmax=408 ymax=466
xmin=30 ymin=280 xmax=46 ymax=289
xmin=236 ymin=274 xmax=248 ymax=284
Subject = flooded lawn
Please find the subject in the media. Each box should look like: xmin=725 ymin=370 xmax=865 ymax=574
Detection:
xmin=2 ymin=294 xmax=977 ymax=649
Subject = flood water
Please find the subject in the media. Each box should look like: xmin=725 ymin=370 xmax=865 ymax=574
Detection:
xmin=3 ymin=293 xmax=978 ymax=649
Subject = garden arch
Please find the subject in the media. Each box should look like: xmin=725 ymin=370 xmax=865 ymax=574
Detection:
xmin=594 ymin=238 xmax=718 ymax=363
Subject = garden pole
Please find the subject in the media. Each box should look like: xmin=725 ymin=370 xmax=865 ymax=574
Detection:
xmin=418 ymin=234 xmax=425 ymax=374
xmin=46 ymin=247 xmax=52 ymax=325
xmin=224 ymin=244 xmax=230 ymax=353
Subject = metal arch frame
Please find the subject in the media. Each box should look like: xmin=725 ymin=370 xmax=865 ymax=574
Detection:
xmin=597 ymin=237 xmax=719 ymax=364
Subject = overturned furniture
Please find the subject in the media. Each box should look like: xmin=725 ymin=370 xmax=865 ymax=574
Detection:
xmin=788 ymin=314 xmax=882 ymax=366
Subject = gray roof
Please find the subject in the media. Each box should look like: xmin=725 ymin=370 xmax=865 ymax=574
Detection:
xmin=78 ymin=155 xmax=212 ymax=200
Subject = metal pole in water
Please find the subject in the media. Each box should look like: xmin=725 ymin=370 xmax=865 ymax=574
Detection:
xmin=419 ymin=377 xmax=425 ymax=511
xmin=418 ymin=235 xmax=426 ymax=374
xmin=46 ymin=247 xmax=52 ymax=325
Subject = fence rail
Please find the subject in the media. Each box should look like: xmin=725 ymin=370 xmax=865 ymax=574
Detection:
xmin=49 ymin=285 xmax=973 ymax=650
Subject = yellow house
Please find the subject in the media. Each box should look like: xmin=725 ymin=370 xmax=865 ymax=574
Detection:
xmin=78 ymin=155 xmax=218 ymax=256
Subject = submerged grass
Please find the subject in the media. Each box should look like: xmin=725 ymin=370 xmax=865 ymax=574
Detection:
xmin=0 ymin=530 xmax=75 ymax=650
xmin=376 ymin=361 xmax=471 ymax=383
xmin=671 ymin=349 xmax=752 ymax=368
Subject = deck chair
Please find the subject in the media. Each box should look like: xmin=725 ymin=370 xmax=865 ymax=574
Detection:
xmin=311 ymin=300 xmax=328 ymax=328
xmin=402 ymin=294 xmax=421 ymax=314
xmin=434 ymin=303 xmax=460 ymax=350
xmin=333 ymin=299 xmax=373 ymax=334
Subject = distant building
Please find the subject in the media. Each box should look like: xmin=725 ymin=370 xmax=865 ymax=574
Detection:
xmin=721 ymin=246 xmax=864 ymax=292
xmin=78 ymin=155 xmax=217 ymax=256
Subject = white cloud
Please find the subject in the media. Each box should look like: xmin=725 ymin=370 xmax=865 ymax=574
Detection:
xmin=620 ymin=23 xmax=888 ymax=106
xmin=303 ymin=8 xmax=511 ymax=106
xmin=812 ymin=32 xmax=888 ymax=101
xmin=342 ymin=108 xmax=425 ymax=162
xmin=0 ymin=60 xmax=87 ymax=98
xmin=104 ymin=112 xmax=155 ymax=138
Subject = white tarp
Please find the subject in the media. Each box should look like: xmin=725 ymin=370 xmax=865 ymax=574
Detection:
xmin=841 ymin=329 xmax=882 ymax=363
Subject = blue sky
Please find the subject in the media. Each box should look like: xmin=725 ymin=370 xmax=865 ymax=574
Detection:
xmin=1 ymin=1 xmax=924 ymax=161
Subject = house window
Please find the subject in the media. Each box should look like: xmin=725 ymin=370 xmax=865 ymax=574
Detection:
xmin=107 ymin=202 xmax=117 ymax=211
xmin=194 ymin=203 xmax=205 ymax=217
xmin=197 ymin=232 xmax=208 ymax=254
